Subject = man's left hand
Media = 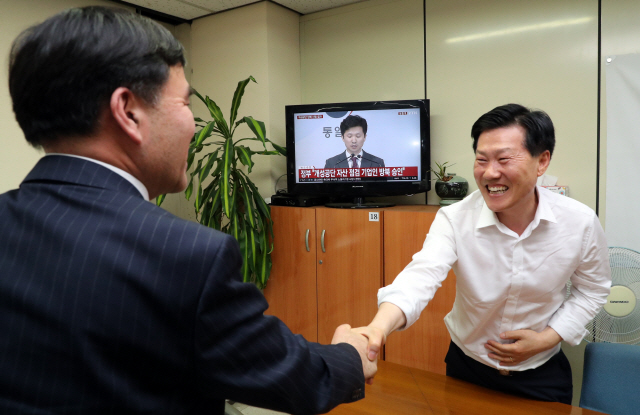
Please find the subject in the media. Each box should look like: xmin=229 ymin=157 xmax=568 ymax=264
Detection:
xmin=484 ymin=326 xmax=562 ymax=366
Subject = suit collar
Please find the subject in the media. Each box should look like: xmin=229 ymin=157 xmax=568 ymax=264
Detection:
xmin=22 ymin=155 xmax=144 ymax=199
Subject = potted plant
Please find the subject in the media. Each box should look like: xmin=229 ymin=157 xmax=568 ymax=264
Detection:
xmin=158 ymin=76 xmax=285 ymax=289
xmin=429 ymin=161 xmax=468 ymax=205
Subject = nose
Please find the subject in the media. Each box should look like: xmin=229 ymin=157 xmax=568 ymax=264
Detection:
xmin=484 ymin=161 xmax=501 ymax=180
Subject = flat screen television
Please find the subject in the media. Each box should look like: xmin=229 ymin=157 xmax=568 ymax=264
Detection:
xmin=285 ymin=99 xmax=430 ymax=208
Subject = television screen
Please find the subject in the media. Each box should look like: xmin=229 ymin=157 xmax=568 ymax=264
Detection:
xmin=285 ymin=99 xmax=430 ymax=208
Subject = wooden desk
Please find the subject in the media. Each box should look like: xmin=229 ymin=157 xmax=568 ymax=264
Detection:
xmin=329 ymin=360 xmax=598 ymax=414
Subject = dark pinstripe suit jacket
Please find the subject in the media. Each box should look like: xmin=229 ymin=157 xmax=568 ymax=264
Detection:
xmin=0 ymin=156 xmax=364 ymax=414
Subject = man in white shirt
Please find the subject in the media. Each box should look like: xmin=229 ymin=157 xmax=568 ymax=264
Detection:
xmin=355 ymin=103 xmax=611 ymax=404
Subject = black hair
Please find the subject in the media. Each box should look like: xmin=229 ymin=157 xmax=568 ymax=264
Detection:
xmin=471 ymin=103 xmax=555 ymax=157
xmin=9 ymin=6 xmax=185 ymax=147
xmin=340 ymin=115 xmax=368 ymax=137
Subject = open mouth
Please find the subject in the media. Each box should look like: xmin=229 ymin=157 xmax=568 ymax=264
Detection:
xmin=487 ymin=185 xmax=508 ymax=195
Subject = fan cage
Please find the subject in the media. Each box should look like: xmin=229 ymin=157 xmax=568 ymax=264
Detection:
xmin=584 ymin=247 xmax=640 ymax=344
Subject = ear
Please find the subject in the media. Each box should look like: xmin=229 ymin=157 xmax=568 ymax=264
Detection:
xmin=109 ymin=87 xmax=148 ymax=145
xmin=536 ymin=150 xmax=551 ymax=176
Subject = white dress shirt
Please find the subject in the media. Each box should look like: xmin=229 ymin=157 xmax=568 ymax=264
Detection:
xmin=45 ymin=153 xmax=150 ymax=201
xmin=378 ymin=187 xmax=611 ymax=371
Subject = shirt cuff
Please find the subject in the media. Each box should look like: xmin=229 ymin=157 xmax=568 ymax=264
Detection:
xmin=547 ymin=314 xmax=589 ymax=346
xmin=377 ymin=286 xmax=418 ymax=330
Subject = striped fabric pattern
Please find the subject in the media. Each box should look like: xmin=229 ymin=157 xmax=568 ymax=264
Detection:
xmin=0 ymin=156 xmax=364 ymax=414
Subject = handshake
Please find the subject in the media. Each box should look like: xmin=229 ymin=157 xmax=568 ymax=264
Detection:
xmin=331 ymin=324 xmax=386 ymax=384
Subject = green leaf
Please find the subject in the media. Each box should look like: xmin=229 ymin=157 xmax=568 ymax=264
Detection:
xmin=235 ymin=145 xmax=254 ymax=173
xmin=253 ymin=232 xmax=271 ymax=289
xmin=205 ymin=97 xmax=231 ymax=138
xmin=194 ymin=121 xmax=215 ymax=147
xmin=243 ymin=116 xmax=267 ymax=146
xmin=237 ymin=174 xmax=256 ymax=229
xmin=193 ymin=89 xmax=206 ymax=105
xmin=184 ymin=180 xmax=194 ymax=201
xmin=199 ymin=180 xmax=216 ymax=225
xmin=246 ymin=223 xmax=257 ymax=281
xmin=266 ymin=139 xmax=287 ymax=156
xmin=199 ymin=151 xmax=218 ymax=182
xmin=208 ymin=187 xmax=222 ymax=230
xmin=156 ymin=194 xmax=166 ymax=206
xmin=190 ymin=157 xmax=205 ymax=208
xmin=238 ymin=221 xmax=252 ymax=283
xmin=252 ymin=150 xmax=280 ymax=156
xmin=244 ymin=174 xmax=270 ymax=222
xmin=221 ymin=137 xmax=234 ymax=216
xmin=230 ymin=76 xmax=257 ymax=127
xmin=229 ymin=207 xmax=240 ymax=242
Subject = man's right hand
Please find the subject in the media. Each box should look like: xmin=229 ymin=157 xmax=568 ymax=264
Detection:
xmin=332 ymin=324 xmax=378 ymax=384
xmin=352 ymin=326 xmax=386 ymax=361
xmin=352 ymin=302 xmax=406 ymax=362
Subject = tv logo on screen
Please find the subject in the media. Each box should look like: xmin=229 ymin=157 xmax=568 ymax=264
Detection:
xmin=398 ymin=111 xmax=418 ymax=115
xmin=297 ymin=115 xmax=323 ymax=119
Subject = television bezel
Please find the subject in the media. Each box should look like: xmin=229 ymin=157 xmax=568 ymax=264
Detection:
xmin=285 ymin=99 xmax=431 ymax=199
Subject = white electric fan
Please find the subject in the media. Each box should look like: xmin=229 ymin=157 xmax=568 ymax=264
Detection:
xmin=583 ymin=247 xmax=640 ymax=344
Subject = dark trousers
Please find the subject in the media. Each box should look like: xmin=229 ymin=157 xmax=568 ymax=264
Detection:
xmin=445 ymin=341 xmax=573 ymax=404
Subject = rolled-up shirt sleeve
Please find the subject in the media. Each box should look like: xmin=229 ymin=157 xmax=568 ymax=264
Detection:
xmin=547 ymin=214 xmax=611 ymax=345
xmin=377 ymin=209 xmax=457 ymax=329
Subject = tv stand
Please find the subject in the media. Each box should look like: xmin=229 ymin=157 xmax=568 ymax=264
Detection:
xmin=325 ymin=197 xmax=395 ymax=209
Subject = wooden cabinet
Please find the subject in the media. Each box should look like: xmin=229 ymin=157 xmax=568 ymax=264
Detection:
xmin=263 ymin=206 xmax=382 ymax=344
xmin=263 ymin=206 xmax=318 ymax=342
xmin=382 ymin=206 xmax=456 ymax=375
xmin=315 ymin=208 xmax=383 ymax=344
xmin=264 ymin=205 xmax=455 ymax=374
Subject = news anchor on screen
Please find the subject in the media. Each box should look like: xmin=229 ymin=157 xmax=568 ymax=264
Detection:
xmin=324 ymin=115 xmax=385 ymax=168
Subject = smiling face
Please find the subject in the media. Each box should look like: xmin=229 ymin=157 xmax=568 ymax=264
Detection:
xmin=342 ymin=126 xmax=366 ymax=155
xmin=473 ymin=124 xmax=550 ymax=224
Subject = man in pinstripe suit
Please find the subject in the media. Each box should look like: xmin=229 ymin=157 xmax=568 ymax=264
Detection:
xmin=0 ymin=7 xmax=374 ymax=414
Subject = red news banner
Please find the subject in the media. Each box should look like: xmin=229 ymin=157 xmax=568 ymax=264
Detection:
xmin=298 ymin=166 xmax=418 ymax=182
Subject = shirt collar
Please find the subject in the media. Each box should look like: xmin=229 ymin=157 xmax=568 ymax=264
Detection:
xmin=344 ymin=150 xmax=363 ymax=158
xmin=532 ymin=186 xmax=558 ymax=225
xmin=45 ymin=153 xmax=150 ymax=201
xmin=475 ymin=186 xmax=557 ymax=231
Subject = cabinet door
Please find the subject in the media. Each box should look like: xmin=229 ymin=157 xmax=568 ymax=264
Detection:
xmin=263 ymin=206 xmax=318 ymax=342
xmin=383 ymin=208 xmax=456 ymax=374
xmin=316 ymin=208 xmax=383 ymax=344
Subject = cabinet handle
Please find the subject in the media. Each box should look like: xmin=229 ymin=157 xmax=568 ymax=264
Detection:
xmin=305 ymin=229 xmax=310 ymax=252
xmin=321 ymin=230 xmax=326 ymax=253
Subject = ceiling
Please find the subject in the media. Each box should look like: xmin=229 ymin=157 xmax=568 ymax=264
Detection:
xmin=114 ymin=0 xmax=369 ymax=22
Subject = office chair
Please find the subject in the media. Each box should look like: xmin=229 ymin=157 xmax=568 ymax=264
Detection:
xmin=579 ymin=342 xmax=640 ymax=414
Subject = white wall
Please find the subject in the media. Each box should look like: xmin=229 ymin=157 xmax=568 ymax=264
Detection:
xmin=189 ymin=1 xmax=299 ymax=216
xmin=0 ymin=0 xmax=131 ymax=194
xmin=425 ymin=0 xmax=598 ymax=209
xmin=599 ymin=0 xmax=640 ymax=225
xmin=300 ymin=0 xmax=425 ymax=204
